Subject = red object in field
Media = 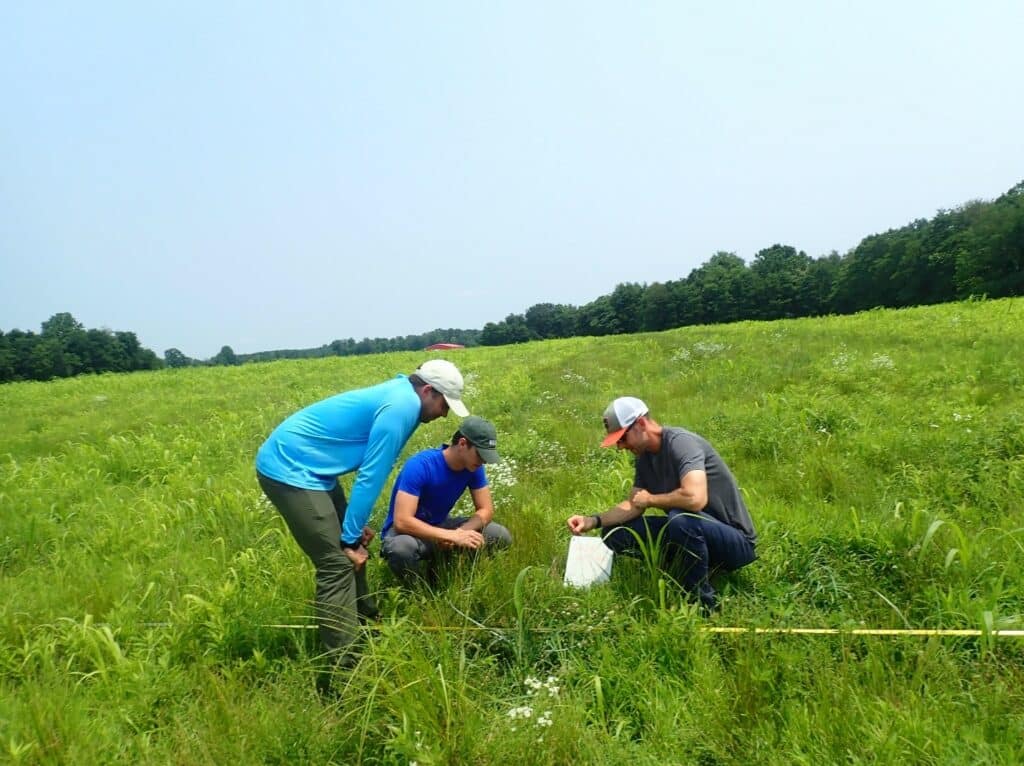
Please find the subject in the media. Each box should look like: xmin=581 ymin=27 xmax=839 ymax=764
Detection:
xmin=424 ymin=343 xmax=465 ymax=351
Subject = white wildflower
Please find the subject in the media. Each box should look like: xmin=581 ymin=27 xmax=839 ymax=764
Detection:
xmin=869 ymin=353 xmax=895 ymax=370
xmin=523 ymin=674 xmax=560 ymax=697
xmin=670 ymin=347 xmax=692 ymax=363
xmin=831 ymin=350 xmax=853 ymax=369
xmin=692 ymin=340 xmax=728 ymax=357
xmin=507 ymin=705 xmax=534 ymax=720
xmin=487 ymin=458 xmax=519 ymax=489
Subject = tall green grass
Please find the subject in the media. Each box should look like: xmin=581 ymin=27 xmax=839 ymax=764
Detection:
xmin=2 ymin=298 xmax=1022 ymax=763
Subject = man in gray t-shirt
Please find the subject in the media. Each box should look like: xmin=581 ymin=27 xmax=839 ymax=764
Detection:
xmin=567 ymin=396 xmax=756 ymax=612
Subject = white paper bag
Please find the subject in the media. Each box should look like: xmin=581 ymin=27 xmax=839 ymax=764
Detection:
xmin=563 ymin=536 xmax=614 ymax=588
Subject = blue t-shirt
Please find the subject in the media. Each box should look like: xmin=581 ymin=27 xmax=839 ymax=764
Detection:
xmin=381 ymin=446 xmax=488 ymax=536
xmin=255 ymin=375 xmax=422 ymax=543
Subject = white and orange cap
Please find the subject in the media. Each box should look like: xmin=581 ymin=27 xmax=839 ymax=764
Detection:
xmin=600 ymin=396 xmax=648 ymax=447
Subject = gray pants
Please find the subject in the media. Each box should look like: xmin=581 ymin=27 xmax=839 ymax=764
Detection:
xmin=257 ymin=472 xmax=378 ymax=666
xmin=381 ymin=517 xmax=512 ymax=579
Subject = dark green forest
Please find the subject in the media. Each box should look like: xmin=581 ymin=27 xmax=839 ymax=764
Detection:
xmin=0 ymin=313 xmax=161 ymax=382
xmin=3 ymin=179 xmax=1021 ymax=383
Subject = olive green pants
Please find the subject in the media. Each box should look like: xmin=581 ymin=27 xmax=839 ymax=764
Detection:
xmin=257 ymin=472 xmax=378 ymax=666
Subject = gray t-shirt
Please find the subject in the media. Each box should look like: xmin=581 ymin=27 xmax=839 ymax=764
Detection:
xmin=634 ymin=426 xmax=756 ymax=545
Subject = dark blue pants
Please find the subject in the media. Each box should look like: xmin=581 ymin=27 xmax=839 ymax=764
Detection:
xmin=603 ymin=511 xmax=756 ymax=611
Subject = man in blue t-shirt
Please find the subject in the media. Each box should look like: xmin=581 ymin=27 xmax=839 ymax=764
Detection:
xmin=255 ymin=359 xmax=470 ymax=695
xmin=381 ymin=416 xmax=512 ymax=581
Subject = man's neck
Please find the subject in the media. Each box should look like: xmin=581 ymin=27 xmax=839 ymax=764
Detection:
xmin=646 ymin=422 xmax=664 ymax=454
xmin=441 ymin=444 xmax=460 ymax=470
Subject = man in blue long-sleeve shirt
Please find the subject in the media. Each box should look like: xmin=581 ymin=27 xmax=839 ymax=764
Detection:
xmin=256 ymin=359 xmax=469 ymax=693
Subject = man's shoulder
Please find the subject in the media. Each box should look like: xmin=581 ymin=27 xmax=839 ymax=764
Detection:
xmin=662 ymin=426 xmax=706 ymax=449
xmin=394 ymin=447 xmax=444 ymax=491
xmin=331 ymin=375 xmax=415 ymax=408
xmin=361 ymin=376 xmax=422 ymax=429
xmin=663 ymin=425 xmax=696 ymax=439
xmin=376 ymin=375 xmax=419 ymax=407
xmin=401 ymin=446 xmax=445 ymax=472
xmin=657 ymin=427 xmax=712 ymax=470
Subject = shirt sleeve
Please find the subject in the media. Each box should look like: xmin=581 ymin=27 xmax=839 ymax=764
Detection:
xmin=672 ymin=433 xmax=706 ymax=480
xmin=341 ymin=405 xmax=415 ymax=543
xmin=469 ymin=466 xmax=488 ymax=491
xmin=394 ymin=455 xmax=428 ymax=499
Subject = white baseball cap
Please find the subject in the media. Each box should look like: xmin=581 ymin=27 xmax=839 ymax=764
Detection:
xmin=601 ymin=396 xmax=648 ymax=447
xmin=416 ymin=359 xmax=469 ymax=417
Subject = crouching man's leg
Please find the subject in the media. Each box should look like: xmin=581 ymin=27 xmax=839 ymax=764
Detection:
xmin=381 ymin=532 xmax=435 ymax=582
xmin=601 ymin=516 xmax=667 ymax=558
xmin=442 ymin=517 xmax=513 ymax=549
xmin=481 ymin=521 xmax=512 ymax=548
xmin=664 ymin=511 xmax=755 ymax=613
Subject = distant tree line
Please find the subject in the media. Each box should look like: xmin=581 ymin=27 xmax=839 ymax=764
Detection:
xmin=234 ymin=328 xmax=482 ymax=364
xmin=4 ymin=180 xmax=1020 ymax=382
xmin=477 ymin=179 xmax=1023 ymax=344
xmin=158 ymin=329 xmax=485 ymax=371
xmin=0 ymin=313 xmax=162 ymax=382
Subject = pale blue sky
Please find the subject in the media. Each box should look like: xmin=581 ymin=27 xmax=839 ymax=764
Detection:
xmin=2 ymin=1 xmax=1022 ymax=359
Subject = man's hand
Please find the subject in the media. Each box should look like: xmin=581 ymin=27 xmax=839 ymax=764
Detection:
xmin=360 ymin=526 xmax=376 ymax=547
xmin=631 ymin=490 xmax=655 ymax=511
xmin=447 ymin=527 xmax=485 ymax=550
xmin=566 ymin=515 xmax=596 ymax=535
xmin=343 ymin=544 xmax=370 ymax=571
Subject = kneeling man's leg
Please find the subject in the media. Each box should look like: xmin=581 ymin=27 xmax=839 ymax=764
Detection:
xmin=602 ymin=516 xmax=668 ymax=556
xmin=481 ymin=521 xmax=512 ymax=548
xmin=665 ymin=512 xmax=755 ymax=612
xmin=381 ymin=533 xmax=434 ymax=580
xmin=441 ymin=517 xmax=513 ymax=549
xmin=700 ymin=515 xmax=756 ymax=574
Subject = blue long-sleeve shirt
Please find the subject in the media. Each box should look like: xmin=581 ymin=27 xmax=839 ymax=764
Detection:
xmin=255 ymin=375 xmax=421 ymax=543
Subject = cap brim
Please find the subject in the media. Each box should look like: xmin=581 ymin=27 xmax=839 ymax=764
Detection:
xmin=601 ymin=427 xmax=627 ymax=448
xmin=445 ymin=395 xmax=469 ymax=418
xmin=476 ymin=446 xmax=500 ymax=464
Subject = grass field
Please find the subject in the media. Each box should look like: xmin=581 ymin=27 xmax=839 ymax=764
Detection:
xmin=2 ymin=298 xmax=1023 ymax=764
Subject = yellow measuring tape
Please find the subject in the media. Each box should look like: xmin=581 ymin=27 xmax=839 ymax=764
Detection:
xmin=260 ymin=623 xmax=1024 ymax=637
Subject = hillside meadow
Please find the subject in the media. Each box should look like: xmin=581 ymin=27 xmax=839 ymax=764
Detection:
xmin=1 ymin=298 xmax=1023 ymax=764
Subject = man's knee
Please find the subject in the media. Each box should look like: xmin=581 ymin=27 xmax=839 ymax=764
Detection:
xmin=483 ymin=522 xmax=512 ymax=549
xmin=382 ymin=534 xmax=425 ymax=576
xmin=665 ymin=512 xmax=705 ymax=545
xmin=602 ymin=524 xmax=640 ymax=554
xmin=314 ymin=549 xmax=355 ymax=592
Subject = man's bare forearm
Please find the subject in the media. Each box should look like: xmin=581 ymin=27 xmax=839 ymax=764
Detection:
xmin=594 ymin=500 xmax=643 ymax=528
xmin=648 ymin=489 xmax=702 ymax=511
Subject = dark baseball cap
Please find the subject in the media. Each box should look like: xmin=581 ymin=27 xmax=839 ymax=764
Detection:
xmin=459 ymin=416 xmax=500 ymax=463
